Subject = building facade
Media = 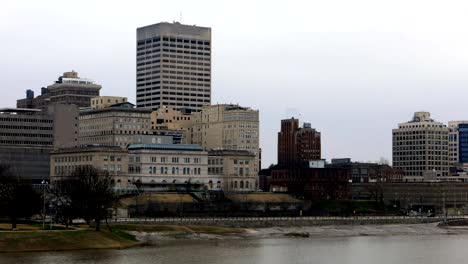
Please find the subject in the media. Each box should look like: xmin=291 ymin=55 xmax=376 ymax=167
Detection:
xmin=270 ymin=168 xmax=350 ymax=200
xmin=50 ymin=146 xmax=129 ymax=189
xmin=79 ymin=102 xmax=152 ymax=147
xmin=127 ymin=144 xmax=210 ymax=191
xmin=392 ymin=112 xmax=449 ymax=176
xmin=136 ymin=22 xmax=211 ymax=112
xmin=17 ymin=71 xmax=101 ymax=109
xmin=0 ymin=108 xmax=53 ymax=182
xmin=192 ymin=104 xmax=260 ymax=173
xmin=328 ymin=159 xmax=403 ymax=183
xmin=208 ymin=150 xmax=257 ymax=192
xmin=150 ymin=106 xmax=193 ymax=143
xmin=448 ymin=121 xmax=468 ymax=165
xmin=91 ymin=96 xmax=128 ymax=109
xmin=277 ymin=118 xmax=321 ymax=166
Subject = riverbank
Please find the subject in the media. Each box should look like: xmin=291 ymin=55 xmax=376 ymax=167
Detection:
xmin=2 ymin=222 xmax=468 ymax=253
xmin=0 ymin=229 xmax=139 ymax=253
xmin=129 ymin=223 xmax=468 ymax=244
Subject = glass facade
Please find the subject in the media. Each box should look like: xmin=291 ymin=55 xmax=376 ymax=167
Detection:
xmin=459 ymin=124 xmax=468 ymax=163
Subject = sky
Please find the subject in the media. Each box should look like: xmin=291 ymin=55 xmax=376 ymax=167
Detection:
xmin=2 ymin=0 xmax=468 ymax=167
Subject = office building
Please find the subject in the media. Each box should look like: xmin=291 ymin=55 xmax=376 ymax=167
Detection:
xmin=150 ymin=106 xmax=193 ymax=143
xmin=79 ymin=102 xmax=152 ymax=147
xmin=17 ymin=71 xmax=101 ymax=109
xmin=277 ymin=118 xmax=321 ymax=166
xmin=0 ymin=108 xmax=53 ymax=182
xmin=136 ymin=22 xmax=211 ymax=112
xmin=127 ymin=144 xmax=209 ymax=191
xmin=208 ymin=149 xmax=257 ymax=192
xmin=50 ymin=146 xmax=129 ymax=189
xmin=392 ymin=112 xmax=449 ymax=177
xmin=448 ymin=121 xmax=468 ymax=165
xmin=91 ymin=96 xmax=128 ymax=109
xmin=192 ymin=104 xmax=260 ymax=173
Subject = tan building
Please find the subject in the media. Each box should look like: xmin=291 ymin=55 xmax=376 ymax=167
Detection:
xmin=150 ymin=106 xmax=193 ymax=143
xmin=127 ymin=144 xmax=210 ymax=191
xmin=136 ymin=22 xmax=211 ymax=112
xmin=79 ymin=102 xmax=152 ymax=148
xmin=208 ymin=150 xmax=257 ymax=192
xmin=91 ymin=96 xmax=128 ymax=109
xmin=50 ymin=146 xmax=129 ymax=189
xmin=192 ymin=104 xmax=260 ymax=173
xmin=393 ymin=111 xmax=449 ymax=176
xmin=17 ymin=71 xmax=101 ymax=109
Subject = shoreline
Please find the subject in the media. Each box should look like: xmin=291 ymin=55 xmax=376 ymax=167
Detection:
xmin=2 ymin=223 xmax=468 ymax=254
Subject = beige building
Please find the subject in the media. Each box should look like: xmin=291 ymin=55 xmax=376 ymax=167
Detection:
xmin=136 ymin=22 xmax=211 ymax=112
xmin=192 ymin=104 xmax=260 ymax=173
xmin=79 ymin=102 xmax=152 ymax=148
xmin=91 ymin=96 xmax=128 ymax=109
xmin=393 ymin=111 xmax=449 ymax=176
xmin=150 ymin=106 xmax=193 ymax=143
xmin=50 ymin=146 xmax=129 ymax=189
xmin=208 ymin=150 xmax=256 ymax=192
xmin=127 ymin=144 xmax=211 ymax=191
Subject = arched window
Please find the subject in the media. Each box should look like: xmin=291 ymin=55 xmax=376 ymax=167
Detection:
xmin=234 ymin=181 xmax=238 ymax=188
xmin=183 ymin=168 xmax=186 ymax=175
xmin=240 ymin=181 xmax=244 ymax=188
xmin=149 ymin=166 xmax=153 ymax=174
xmin=176 ymin=167 xmax=179 ymax=175
xmin=160 ymin=167 xmax=164 ymax=174
xmin=245 ymin=181 xmax=249 ymax=189
xmin=172 ymin=167 xmax=175 ymax=174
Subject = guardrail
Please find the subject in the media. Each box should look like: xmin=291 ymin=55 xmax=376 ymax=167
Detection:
xmin=109 ymin=215 xmax=466 ymax=227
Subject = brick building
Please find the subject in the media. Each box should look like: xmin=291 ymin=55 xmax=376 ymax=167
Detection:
xmin=277 ymin=118 xmax=321 ymax=166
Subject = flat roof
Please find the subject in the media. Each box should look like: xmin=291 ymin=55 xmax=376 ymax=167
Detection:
xmin=0 ymin=108 xmax=43 ymax=113
xmin=128 ymin=144 xmax=203 ymax=151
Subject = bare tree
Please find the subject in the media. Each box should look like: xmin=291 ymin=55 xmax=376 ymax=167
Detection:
xmin=0 ymin=165 xmax=41 ymax=230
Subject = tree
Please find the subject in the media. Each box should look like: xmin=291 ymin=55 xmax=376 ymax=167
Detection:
xmin=53 ymin=167 xmax=116 ymax=231
xmin=0 ymin=165 xmax=41 ymax=230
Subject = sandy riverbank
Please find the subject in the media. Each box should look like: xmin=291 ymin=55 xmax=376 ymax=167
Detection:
xmin=130 ymin=223 xmax=468 ymax=244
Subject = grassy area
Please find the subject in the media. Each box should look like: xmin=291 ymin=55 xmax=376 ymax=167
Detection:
xmin=110 ymin=224 xmax=242 ymax=234
xmin=0 ymin=229 xmax=139 ymax=253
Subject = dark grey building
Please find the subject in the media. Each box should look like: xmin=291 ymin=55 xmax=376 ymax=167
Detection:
xmin=0 ymin=108 xmax=54 ymax=183
xmin=136 ymin=22 xmax=211 ymax=112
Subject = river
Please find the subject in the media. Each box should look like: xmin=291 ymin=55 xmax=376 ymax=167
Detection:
xmin=1 ymin=235 xmax=467 ymax=264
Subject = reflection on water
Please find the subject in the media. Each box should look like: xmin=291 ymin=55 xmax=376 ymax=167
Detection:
xmin=1 ymin=235 xmax=468 ymax=264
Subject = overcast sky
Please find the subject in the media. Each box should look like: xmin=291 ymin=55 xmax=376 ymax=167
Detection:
xmin=2 ymin=0 xmax=468 ymax=167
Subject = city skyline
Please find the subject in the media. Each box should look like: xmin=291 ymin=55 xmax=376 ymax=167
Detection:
xmin=3 ymin=0 xmax=468 ymax=167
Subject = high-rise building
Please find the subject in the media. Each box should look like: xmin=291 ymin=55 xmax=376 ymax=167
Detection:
xmin=277 ymin=118 xmax=321 ymax=166
xmin=136 ymin=22 xmax=211 ymax=112
xmin=191 ymin=104 xmax=260 ymax=173
xmin=17 ymin=71 xmax=101 ymax=109
xmin=448 ymin=121 xmax=468 ymax=165
xmin=392 ymin=112 xmax=449 ymax=177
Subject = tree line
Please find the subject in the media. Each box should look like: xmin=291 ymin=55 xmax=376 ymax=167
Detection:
xmin=0 ymin=165 xmax=115 ymax=231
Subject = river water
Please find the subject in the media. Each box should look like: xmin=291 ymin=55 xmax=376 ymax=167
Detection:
xmin=1 ymin=235 xmax=467 ymax=264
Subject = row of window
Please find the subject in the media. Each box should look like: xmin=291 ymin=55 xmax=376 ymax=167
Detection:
xmin=138 ymin=37 xmax=210 ymax=46
xmin=0 ymin=117 xmax=52 ymax=123
xmin=137 ymin=64 xmax=210 ymax=72
xmin=137 ymin=97 xmax=210 ymax=103
xmin=137 ymin=86 xmax=210 ymax=93
xmin=137 ymin=59 xmax=210 ymax=67
xmin=0 ymin=140 xmax=52 ymax=145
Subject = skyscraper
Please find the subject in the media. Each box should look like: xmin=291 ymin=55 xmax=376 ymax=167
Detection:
xmin=277 ymin=118 xmax=321 ymax=166
xmin=136 ymin=22 xmax=211 ymax=112
xmin=392 ymin=112 xmax=449 ymax=176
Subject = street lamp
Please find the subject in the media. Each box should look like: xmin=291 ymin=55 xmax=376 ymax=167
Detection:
xmin=41 ymin=180 xmax=48 ymax=230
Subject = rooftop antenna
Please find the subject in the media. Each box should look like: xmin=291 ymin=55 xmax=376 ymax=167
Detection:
xmin=180 ymin=12 xmax=182 ymax=23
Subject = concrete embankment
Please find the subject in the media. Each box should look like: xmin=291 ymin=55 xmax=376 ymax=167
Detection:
xmin=113 ymin=216 xmax=458 ymax=228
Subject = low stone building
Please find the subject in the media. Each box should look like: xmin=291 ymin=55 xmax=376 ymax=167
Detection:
xmin=208 ymin=149 xmax=257 ymax=192
xmin=127 ymin=144 xmax=211 ymax=191
xmin=50 ymin=146 xmax=129 ymax=189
